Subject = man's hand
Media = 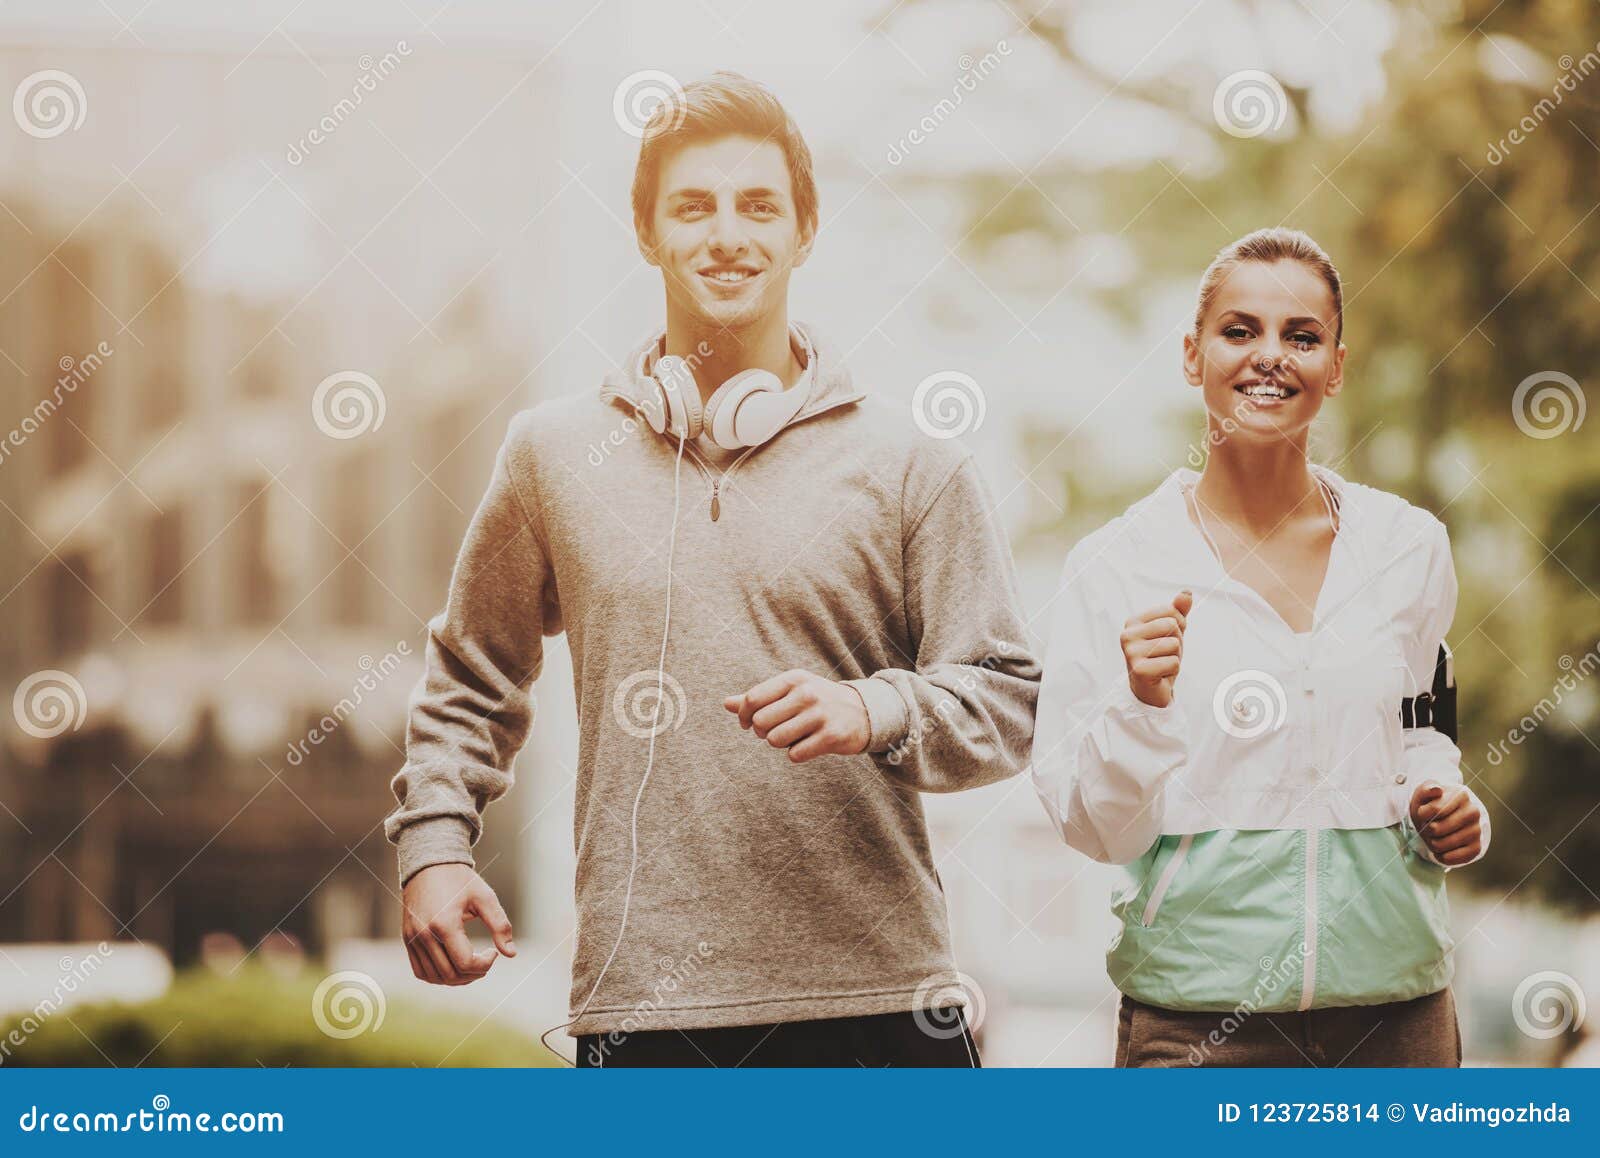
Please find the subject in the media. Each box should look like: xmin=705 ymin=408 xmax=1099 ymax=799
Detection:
xmin=401 ymin=863 xmax=517 ymax=985
xmin=725 ymin=668 xmax=871 ymax=763
xmin=1409 ymin=782 xmax=1484 ymax=866
xmin=1123 ymin=590 xmax=1193 ymax=708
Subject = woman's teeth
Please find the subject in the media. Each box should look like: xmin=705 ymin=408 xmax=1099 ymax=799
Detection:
xmin=1237 ymin=383 xmax=1292 ymax=399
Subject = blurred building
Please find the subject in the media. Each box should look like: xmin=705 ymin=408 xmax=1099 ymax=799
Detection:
xmin=0 ymin=32 xmax=558 ymax=966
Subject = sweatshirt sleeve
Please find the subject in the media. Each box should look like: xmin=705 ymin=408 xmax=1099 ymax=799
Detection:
xmin=1029 ymin=535 xmax=1188 ymax=865
xmin=842 ymin=455 xmax=1040 ymax=793
xmin=383 ymin=414 xmax=554 ymax=887
xmin=1390 ymin=515 xmax=1490 ymax=869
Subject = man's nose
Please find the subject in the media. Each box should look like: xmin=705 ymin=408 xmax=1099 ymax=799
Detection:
xmin=706 ymin=203 xmax=749 ymax=259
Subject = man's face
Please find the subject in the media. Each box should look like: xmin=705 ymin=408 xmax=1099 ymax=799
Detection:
xmin=639 ymin=134 xmax=812 ymax=333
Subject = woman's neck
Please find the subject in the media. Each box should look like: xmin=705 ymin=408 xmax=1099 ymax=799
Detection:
xmin=1194 ymin=435 xmax=1320 ymax=536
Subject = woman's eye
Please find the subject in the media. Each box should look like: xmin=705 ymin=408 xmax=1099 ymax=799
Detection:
xmin=1222 ymin=326 xmax=1252 ymax=340
xmin=1290 ymin=332 xmax=1320 ymax=349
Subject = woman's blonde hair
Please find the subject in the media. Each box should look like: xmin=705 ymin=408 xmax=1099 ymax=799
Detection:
xmin=1193 ymin=227 xmax=1343 ymax=343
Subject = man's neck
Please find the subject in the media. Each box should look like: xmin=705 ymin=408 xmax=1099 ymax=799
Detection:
xmin=664 ymin=307 xmax=804 ymax=407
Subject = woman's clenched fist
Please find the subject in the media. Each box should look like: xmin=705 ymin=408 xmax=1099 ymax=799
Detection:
xmin=1122 ymin=590 xmax=1193 ymax=708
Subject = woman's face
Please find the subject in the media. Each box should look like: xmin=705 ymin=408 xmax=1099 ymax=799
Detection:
xmin=1182 ymin=258 xmax=1346 ymax=446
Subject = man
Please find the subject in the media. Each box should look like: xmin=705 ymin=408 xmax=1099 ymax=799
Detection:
xmin=384 ymin=72 xmax=1039 ymax=1067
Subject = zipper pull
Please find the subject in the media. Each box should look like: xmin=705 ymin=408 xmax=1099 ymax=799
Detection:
xmin=710 ymin=480 xmax=720 ymax=522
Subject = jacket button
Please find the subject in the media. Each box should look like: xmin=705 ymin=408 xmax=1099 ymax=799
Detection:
xmin=1394 ymin=774 xmax=1406 ymax=784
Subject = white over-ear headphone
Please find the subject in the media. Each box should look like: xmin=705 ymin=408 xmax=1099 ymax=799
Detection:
xmin=636 ymin=327 xmax=813 ymax=449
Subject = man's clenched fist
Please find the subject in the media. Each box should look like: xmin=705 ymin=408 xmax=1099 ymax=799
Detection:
xmin=725 ymin=668 xmax=871 ymax=763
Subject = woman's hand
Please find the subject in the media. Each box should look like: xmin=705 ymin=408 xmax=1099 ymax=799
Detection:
xmin=1409 ymin=782 xmax=1484 ymax=865
xmin=1122 ymin=590 xmax=1193 ymax=708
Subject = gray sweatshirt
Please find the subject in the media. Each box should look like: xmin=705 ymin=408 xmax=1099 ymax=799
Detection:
xmin=384 ymin=324 xmax=1040 ymax=1036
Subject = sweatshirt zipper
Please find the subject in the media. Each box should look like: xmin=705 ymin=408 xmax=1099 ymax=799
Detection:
xmin=666 ymin=393 xmax=864 ymax=522
xmin=1139 ymin=832 xmax=1193 ymax=927
xmin=1298 ymin=826 xmax=1319 ymax=1010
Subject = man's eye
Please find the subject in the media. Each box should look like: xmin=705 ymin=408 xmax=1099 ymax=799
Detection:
xmin=746 ymin=201 xmax=777 ymax=216
xmin=678 ymin=202 xmax=710 ymax=217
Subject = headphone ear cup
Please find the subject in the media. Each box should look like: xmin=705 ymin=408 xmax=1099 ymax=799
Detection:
xmin=705 ymin=369 xmax=784 ymax=448
xmin=651 ymin=355 xmax=703 ymax=441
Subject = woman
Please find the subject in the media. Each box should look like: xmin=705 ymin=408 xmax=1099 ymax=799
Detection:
xmin=1031 ymin=227 xmax=1490 ymax=1067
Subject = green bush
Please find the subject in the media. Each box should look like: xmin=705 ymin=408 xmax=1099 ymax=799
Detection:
xmin=0 ymin=963 xmax=560 ymax=1067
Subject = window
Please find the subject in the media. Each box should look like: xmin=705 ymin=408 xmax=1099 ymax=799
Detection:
xmin=44 ymin=244 xmax=96 ymax=477
xmin=145 ymin=504 xmax=184 ymax=626
xmin=48 ymin=550 xmax=94 ymax=654
xmin=331 ymin=450 xmax=378 ymax=625
xmin=233 ymin=481 xmax=276 ymax=625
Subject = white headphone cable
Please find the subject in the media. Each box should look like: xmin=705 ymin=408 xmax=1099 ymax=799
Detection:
xmin=540 ymin=429 xmax=687 ymax=1065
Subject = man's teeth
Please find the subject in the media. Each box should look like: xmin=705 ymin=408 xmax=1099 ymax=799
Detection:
xmin=707 ymin=270 xmax=754 ymax=283
xmin=1239 ymin=383 xmax=1290 ymax=399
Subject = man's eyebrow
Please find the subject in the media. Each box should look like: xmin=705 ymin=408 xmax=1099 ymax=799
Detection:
xmin=666 ymin=187 xmax=714 ymax=200
xmin=738 ymin=187 xmax=786 ymax=201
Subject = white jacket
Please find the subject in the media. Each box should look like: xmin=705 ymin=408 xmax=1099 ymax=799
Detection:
xmin=1031 ymin=464 xmax=1489 ymax=866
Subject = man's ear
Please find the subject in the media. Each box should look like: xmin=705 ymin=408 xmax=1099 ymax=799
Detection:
xmin=1324 ymin=342 xmax=1347 ymax=398
xmin=636 ymin=216 xmax=660 ymax=268
xmin=1181 ymin=331 xmax=1204 ymax=388
xmin=791 ymin=219 xmax=816 ymax=269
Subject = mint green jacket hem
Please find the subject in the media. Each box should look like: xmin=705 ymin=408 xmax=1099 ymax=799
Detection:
xmin=1108 ymin=824 xmax=1454 ymax=1013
